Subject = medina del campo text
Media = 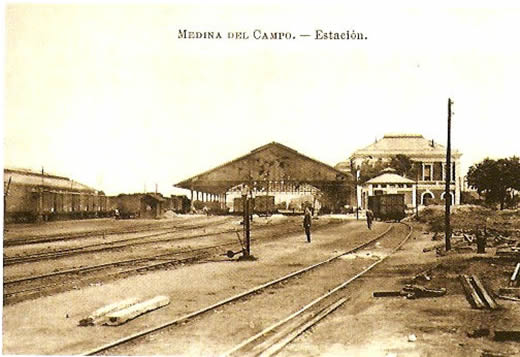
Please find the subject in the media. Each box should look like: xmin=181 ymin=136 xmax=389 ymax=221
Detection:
xmin=178 ymin=29 xmax=367 ymax=41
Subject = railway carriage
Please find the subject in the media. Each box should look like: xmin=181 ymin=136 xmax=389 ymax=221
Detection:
xmin=368 ymin=194 xmax=406 ymax=222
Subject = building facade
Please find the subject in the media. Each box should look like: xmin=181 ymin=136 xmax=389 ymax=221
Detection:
xmin=342 ymin=134 xmax=462 ymax=206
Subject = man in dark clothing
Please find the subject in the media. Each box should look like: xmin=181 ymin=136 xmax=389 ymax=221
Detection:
xmin=303 ymin=207 xmax=312 ymax=242
xmin=366 ymin=208 xmax=374 ymax=230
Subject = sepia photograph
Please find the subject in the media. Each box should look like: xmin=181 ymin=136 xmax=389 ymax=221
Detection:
xmin=3 ymin=2 xmax=520 ymax=356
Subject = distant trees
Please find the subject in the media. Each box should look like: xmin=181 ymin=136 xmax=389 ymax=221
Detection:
xmin=466 ymin=156 xmax=520 ymax=210
xmin=356 ymin=154 xmax=420 ymax=183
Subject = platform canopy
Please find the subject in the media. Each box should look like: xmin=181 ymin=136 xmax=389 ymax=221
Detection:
xmin=175 ymin=142 xmax=353 ymax=195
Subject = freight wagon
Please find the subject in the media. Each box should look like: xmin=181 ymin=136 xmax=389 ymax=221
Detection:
xmin=233 ymin=195 xmax=275 ymax=215
xmin=168 ymin=195 xmax=191 ymax=214
xmin=114 ymin=193 xmax=166 ymax=219
xmin=368 ymin=194 xmax=406 ymax=222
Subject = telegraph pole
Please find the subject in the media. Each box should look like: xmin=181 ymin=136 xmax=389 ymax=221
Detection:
xmin=445 ymin=98 xmax=453 ymax=251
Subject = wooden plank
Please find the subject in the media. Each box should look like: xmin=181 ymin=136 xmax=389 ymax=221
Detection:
xmin=498 ymin=287 xmax=520 ymax=296
xmin=511 ymin=263 xmax=520 ymax=285
xmin=496 ymin=295 xmax=520 ymax=302
xmin=459 ymin=275 xmax=485 ymax=309
xmin=494 ymin=330 xmax=520 ymax=341
xmin=104 ymin=296 xmax=170 ymax=326
xmin=373 ymin=291 xmax=402 ymax=297
xmin=472 ymin=275 xmax=498 ymax=310
xmin=78 ymin=298 xmax=140 ymax=326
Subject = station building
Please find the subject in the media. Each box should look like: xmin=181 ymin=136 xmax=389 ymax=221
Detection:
xmin=338 ymin=133 xmax=463 ymax=207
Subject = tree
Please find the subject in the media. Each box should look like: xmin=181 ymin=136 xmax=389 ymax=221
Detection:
xmin=466 ymin=156 xmax=520 ymax=210
xmin=355 ymin=155 xmax=420 ymax=183
xmin=389 ymin=154 xmax=412 ymax=176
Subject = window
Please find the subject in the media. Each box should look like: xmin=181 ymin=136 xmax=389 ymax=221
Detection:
xmin=443 ymin=162 xmax=456 ymax=182
xmin=452 ymin=162 xmax=456 ymax=181
xmin=423 ymin=164 xmax=433 ymax=181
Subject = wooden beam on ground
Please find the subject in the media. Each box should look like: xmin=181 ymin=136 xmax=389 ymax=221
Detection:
xmin=496 ymin=295 xmax=520 ymax=302
xmin=459 ymin=275 xmax=485 ymax=309
xmin=494 ymin=330 xmax=520 ymax=341
xmin=498 ymin=287 xmax=520 ymax=296
xmin=78 ymin=298 xmax=140 ymax=326
xmin=510 ymin=263 xmax=520 ymax=286
xmin=104 ymin=296 xmax=170 ymax=326
xmin=373 ymin=291 xmax=402 ymax=297
xmin=472 ymin=275 xmax=498 ymax=310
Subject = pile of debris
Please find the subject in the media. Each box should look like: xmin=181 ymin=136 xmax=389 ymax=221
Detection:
xmin=423 ymin=228 xmax=520 ymax=257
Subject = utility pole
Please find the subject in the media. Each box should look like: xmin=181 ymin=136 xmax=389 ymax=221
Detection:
xmin=445 ymin=98 xmax=453 ymax=251
xmin=415 ymin=169 xmax=419 ymax=218
xmin=240 ymin=184 xmax=255 ymax=260
xmin=4 ymin=177 xmax=12 ymax=229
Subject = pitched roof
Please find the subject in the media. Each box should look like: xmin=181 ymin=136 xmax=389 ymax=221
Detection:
xmin=350 ymin=134 xmax=461 ymax=159
xmin=4 ymin=168 xmax=96 ymax=193
xmin=366 ymin=172 xmax=415 ymax=184
xmin=175 ymin=142 xmax=352 ymax=194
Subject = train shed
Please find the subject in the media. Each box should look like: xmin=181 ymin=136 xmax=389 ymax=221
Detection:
xmin=175 ymin=142 xmax=353 ymax=212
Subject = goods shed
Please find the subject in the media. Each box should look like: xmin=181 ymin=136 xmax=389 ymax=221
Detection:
xmin=3 ymin=168 xmax=108 ymax=223
xmin=175 ymin=142 xmax=353 ymax=213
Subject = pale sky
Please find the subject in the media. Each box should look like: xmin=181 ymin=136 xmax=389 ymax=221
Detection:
xmin=4 ymin=3 xmax=520 ymax=196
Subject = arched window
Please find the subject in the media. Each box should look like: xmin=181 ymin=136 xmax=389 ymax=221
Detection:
xmin=440 ymin=192 xmax=454 ymax=205
xmin=421 ymin=191 xmax=434 ymax=205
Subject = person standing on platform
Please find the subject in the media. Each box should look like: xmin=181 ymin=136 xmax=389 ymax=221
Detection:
xmin=303 ymin=206 xmax=312 ymax=243
xmin=366 ymin=208 xmax=374 ymax=230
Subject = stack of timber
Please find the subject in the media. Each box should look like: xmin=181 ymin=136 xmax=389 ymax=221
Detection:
xmin=459 ymin=275 xmax=498 ymax=310
xmin=78 ymin=296 xmax=170 ymax=326
xmin=105 ymin=296 xmax=170 ymax=326
xmin=78 ymin=298 xmax=140 ymax=326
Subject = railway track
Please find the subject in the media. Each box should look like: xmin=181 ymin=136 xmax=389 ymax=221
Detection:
xmin=3 ymin=219 xmax=236 ymax=266
xmin=79 ymin=223 xmax=412 ymax=356
xmin=3 ymin=216 xmax=230 ymax=247
xmin=3 ymin=244 xmax=230 ymax=303
xmin=3 ymin=218 xmax=313 ymax=266
xmin=3 ymin=219 xmax=342 ymax=304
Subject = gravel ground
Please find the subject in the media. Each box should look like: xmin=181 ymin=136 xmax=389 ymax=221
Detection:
xmin=3 ymin=216 xmax=378 ymax=355
xmin=4 ymin=218 xmax=518 ymax=356
xmin=281 ymin=223 xmax=520 ymax=357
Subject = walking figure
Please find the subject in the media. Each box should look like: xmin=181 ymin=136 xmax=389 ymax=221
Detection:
xmin=303 ymin=207 xmax=312 ymax=243
xmin=366 ymin=208 xmax=374 ymax=230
